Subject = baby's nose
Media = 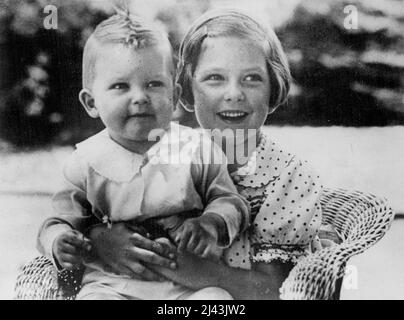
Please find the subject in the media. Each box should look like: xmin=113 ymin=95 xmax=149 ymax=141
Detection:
xmin=130 ymin=88 xmax=149 ymax=105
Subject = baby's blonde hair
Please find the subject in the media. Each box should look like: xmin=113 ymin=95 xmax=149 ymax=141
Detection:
xmin=176 ymin=8 xmax=291 ymax=111
xmin=82 ymin=9 xmax=174 ymax=89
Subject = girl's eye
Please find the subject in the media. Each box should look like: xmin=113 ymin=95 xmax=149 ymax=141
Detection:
xmin=110 ymin=83 xmax=129 ymax=90
xmin=147 ymin=81 xmax=164 ymax=88
xmin=205 ymin=74 xmax=224 ymax=81
xmin=244 ymin=74 xmax=263 ymax=82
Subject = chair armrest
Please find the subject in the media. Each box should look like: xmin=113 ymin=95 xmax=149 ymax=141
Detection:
xmin=14 ymin=256 xmax=83 ymax=300
xmin=280 ymin=244 xmax=351 ymax=299
xmin=280 ymin=188 xmax=395 ymax=300
xmin=14 ymin=189 xmax=394 ymax=300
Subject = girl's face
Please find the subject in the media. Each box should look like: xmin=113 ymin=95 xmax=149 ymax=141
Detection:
xmin=191 ymin=36 xmax=271 ymax=134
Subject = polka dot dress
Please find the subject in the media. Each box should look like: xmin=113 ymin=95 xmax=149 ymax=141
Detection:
xmin=223 ymin=133 xmax=323 ymax=270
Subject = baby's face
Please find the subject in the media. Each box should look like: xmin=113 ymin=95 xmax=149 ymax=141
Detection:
xmin=191 ymin=36 xmax=271 ymax=135
xmin=91 ymin=44 xmax=175 ymax=147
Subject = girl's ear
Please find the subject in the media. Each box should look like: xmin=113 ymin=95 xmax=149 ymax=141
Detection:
xmin=79 ymin=89 xmax=99 ymax=118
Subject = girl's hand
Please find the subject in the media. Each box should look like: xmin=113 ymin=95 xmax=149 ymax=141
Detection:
xmin=88 ymin=222 xmax=177 ymax=281
xmin=149 ymin=248 xmax=227 ymax=291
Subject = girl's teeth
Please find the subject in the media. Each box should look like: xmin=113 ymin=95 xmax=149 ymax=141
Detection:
xmin=220 ymin=112 xmax=246 ymax=118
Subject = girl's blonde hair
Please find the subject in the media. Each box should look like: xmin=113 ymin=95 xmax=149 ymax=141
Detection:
xmin=176 ymin=8 xmax=291 ymax=111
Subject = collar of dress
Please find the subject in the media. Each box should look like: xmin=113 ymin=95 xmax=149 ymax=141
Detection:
xmin=231 ymin=133 xmax=296 ymax=189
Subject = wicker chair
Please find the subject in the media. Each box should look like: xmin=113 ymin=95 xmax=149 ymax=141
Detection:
xmin=14 ymin=187 xmax=394 ymax=300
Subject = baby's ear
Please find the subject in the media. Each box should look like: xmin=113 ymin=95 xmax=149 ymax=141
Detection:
xmin=79 ymin=89 xmax=99 ymax=118
xmin=173 ymin=83 xmax=195 ymax=113
xmin=181 ymin=101 xmax=195 ymax=113
xmin=268 ymin=105 xmax=278 ymax=115
xmin=173 ymin=83 xmax=182 ymax=111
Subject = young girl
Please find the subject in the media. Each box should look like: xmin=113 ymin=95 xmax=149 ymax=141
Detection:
xmin=88 ymin=8 xmax=323 ymax=299
xmin=176 ymin=7 xmax=323 ymax=270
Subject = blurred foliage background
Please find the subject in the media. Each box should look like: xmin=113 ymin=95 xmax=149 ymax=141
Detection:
xmin=0 ymin=0 xmax=403 ymax=148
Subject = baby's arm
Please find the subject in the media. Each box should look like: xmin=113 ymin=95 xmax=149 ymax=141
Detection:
xmin=37 ymin=151 xmax=95 ymax=269
xmin=52 ymin=229 xmax=92 ymax=270
xmin=191 ymin=136 xmax=250 ymax=248
xmin=173 ymin=213 xmax=225 ymax=260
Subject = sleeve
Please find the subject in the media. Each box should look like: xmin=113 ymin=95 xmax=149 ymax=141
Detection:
xmin=36 ymin=150 xmax=96 ymax=266
xmin=191 ymin=135 xmax=250 ymax=247
xmin=250 ymin=157 xmax=323 ymax=265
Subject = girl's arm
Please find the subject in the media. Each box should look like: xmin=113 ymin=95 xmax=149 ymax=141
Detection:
xmin=150 ymin=250 xmax=293 ymax=300
xmin=88 ymin=223 xmax=292 ymax=299
xmin=87 ymin=222 xmax=177 ymax=281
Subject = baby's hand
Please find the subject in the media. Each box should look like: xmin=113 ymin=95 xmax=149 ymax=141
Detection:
xmin=52 ymin=229 xmax=92 ymax=270
xmin=175 ymin=215 xmax=222 ymax=258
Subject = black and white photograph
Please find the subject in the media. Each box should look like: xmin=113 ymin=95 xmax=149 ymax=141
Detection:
xmin=0 ymin=0 xmax=403 ymax=301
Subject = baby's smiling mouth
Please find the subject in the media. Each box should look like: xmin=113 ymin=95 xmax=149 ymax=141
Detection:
xmin=129 ymin=113 xmax=154 ymax=118
xmin=217 ymin=111 xmax=249 ymax=122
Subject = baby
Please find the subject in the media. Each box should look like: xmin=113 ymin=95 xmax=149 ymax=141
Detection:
xmin=37 ymin=12 xmax=249 ymax=300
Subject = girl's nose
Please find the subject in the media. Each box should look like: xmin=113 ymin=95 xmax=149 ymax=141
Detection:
xmin=224 ymin=82 xmax=245 ymax=102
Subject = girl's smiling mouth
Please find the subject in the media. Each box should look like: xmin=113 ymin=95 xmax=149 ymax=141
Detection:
xmin=217 ymin=111 xmax=249 ymax=123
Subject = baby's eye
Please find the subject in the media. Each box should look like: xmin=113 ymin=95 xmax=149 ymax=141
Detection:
xmin=147 ymin=81 xmax=164 ymax=88
xmin=110 ymin=83 xmax=129 ymax=90
xmin=205 ymin=74 xmax=224 ymax=81
xmin=244 ymin=74 xmax=263 ymax=82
